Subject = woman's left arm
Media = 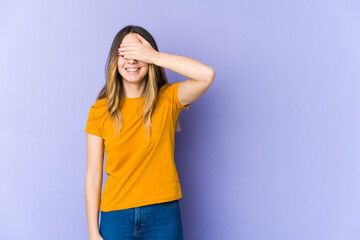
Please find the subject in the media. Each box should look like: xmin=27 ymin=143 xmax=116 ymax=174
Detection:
xmin=118 ymin=34 xmax=215 ymax=107
xmin=152 ymin=52 xmax=215 ymax=107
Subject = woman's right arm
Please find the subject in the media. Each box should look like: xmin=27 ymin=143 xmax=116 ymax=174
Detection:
xmin=85 ymin=133 xmax=104 ymax=240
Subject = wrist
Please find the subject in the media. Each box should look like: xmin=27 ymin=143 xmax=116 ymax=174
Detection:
xmin=152 ymin=51 xmax=162 ymax=65
xmin=89 ymin=229 xmax=100 ymax=237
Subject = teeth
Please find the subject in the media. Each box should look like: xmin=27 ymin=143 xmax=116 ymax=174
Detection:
xmin=126 ymin=68 xmax=140 ymax=72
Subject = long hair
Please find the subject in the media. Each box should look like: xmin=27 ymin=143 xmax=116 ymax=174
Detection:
xmin=95 ymin=25 xmax=183 ymax=141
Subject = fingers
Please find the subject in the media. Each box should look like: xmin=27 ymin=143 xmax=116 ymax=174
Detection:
xmin=116 ymin=43 xmax=140 ymax=59
xmin=117 ymin=45 xmax=136 ymax=55
xmin=117 ymin=49 xmax=136 ymax=59
xmin=120 ymin=54 xmax=136 ymax=59
xmin=117 ymin=50 xmax=135 ymax=57
xmin=117 ymin=47 xmax=132 ymax=56
xmin=118 ymin=46 xmax=135 ymax=51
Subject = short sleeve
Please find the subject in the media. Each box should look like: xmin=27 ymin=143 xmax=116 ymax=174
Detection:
xmin=168 ymin=82 xmax=190 ymax=110
xmin=84 ymin=104 xmax=103 ymax=138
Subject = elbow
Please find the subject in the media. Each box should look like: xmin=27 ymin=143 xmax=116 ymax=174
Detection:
xmin=85 ymin=171 xmax=103 ymax=184
xmin=206 ymin=67 xmax=215 ymax=83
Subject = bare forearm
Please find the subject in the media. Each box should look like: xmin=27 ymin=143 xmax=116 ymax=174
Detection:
xmin=152 ymin=52 xmax=214 ymax=82
xmin=85 ymin=178 xmax=102 ymax=238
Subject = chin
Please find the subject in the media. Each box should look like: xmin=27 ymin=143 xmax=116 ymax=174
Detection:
xmin=121 ymin=75 xmax=147 ymax=83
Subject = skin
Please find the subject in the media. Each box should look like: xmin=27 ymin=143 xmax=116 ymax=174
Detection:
xmin=117 ymin=32 xmax=216 ymax=106
xmin=117 ymin=33 xmax=150 ymax=98
xmin=86 ymin=32 xmax=216 ymax=240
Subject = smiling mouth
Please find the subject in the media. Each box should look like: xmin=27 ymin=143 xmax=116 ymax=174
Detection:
xmin=126 ymin=68 xmax=140 ymax=72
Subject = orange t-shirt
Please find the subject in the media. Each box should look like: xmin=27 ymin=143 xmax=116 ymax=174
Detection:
xmin=85 ymin=82 xmax=190 ymax=212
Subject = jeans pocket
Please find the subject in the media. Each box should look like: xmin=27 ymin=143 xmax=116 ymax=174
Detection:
xmin=159 ymin=199 xmax=179 ymax=207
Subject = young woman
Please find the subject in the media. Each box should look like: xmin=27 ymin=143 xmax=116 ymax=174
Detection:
xmin=85 ymin=25 xmax=215 ymax=240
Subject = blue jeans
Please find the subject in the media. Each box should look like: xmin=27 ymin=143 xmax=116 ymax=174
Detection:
xmin=99 ymin=199 xmax=183 ymax=240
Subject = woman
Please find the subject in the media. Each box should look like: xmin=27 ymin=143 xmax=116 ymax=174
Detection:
xmin=85 ymin=25 xmax=215 ymax=240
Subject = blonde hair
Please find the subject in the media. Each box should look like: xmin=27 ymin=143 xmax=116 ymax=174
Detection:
xmin=95 ymin=25 xmax=182 ymax=141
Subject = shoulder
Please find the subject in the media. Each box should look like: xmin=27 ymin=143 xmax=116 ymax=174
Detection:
xmin=159 ymin=82 xmax=180 ymax=96
xmin=159 ymin=83 xmax=170 ymax=92
xmin=91 ymin=97 xmax=107 ymax=109
xmin=158 ymin=82 xmax=189 ymax=110
xmin=88 ymin=98 xmax=107 ymax=117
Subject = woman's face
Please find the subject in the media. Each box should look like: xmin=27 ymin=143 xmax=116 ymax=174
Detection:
xmin=118 ymin=33 xmax=149 ymax=84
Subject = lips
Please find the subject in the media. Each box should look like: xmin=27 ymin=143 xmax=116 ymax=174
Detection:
xmin=126 ymin=67 xmax=140 ymax=72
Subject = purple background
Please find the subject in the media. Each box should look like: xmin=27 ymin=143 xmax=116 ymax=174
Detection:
xmin=1 ymin=0 xmax=360 ymax=239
